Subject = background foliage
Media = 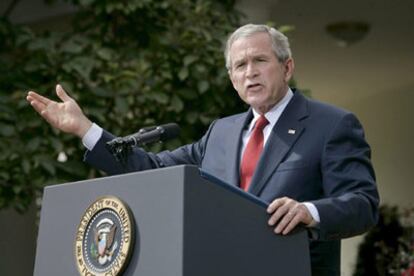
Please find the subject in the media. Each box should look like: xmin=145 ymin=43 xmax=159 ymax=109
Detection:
xmin=0 ymin=0 xmax=245 ymax=212
xmin=353 ymin=205 xmax=414 ymax=276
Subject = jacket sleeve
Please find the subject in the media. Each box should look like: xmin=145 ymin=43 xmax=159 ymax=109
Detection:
xmin=312 ymin=113 xmax=380 ymax=240
xmin=84 ymin=121 xmax=217 ymax=175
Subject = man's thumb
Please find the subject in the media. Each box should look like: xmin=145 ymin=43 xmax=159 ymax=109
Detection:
xmin=56 ymin=84 xmax=72 ymax=102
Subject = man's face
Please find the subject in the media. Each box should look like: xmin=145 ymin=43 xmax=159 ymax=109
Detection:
xmin=228 ymin=32 xmax=294 ymax=114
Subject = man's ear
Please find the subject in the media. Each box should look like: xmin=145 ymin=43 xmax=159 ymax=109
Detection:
xmin=284 ymin=58 xmax=295 ymax=82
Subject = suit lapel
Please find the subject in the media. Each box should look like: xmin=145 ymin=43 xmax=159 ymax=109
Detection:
xmin=225 ymin=111 xmax=253 ymax=187
xmin=249 ymin=91 xmax=309 ymax=196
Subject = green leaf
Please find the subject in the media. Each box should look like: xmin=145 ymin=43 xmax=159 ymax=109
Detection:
xmin=13 ymin=185 xmax=23 ymax=194
xmin=22 ymin=159 xmax=31 ymax=174
xmin=150 ymin=92 xmax=169 ymax=104
xmin=183 ymin=55 xmax=197 ymax=66
xmin=195 ymin=64 xmax=207 ymax=73
xmin=27 ymin=37 xmax=54 ymax=51
xmin=97 ymin=48 xmax=114 ymax=61
xmin=178 ymin=67 xmax=189 ymax=81
xmin=197 ymin=80 xmax=209 ymax=94
xmin=277 ymin=25 xmax=295 ymax=34
xmin=15 ymin=31 xmax=34 ymax=47
xmin=170 ymin=95 xmax=184 ymax=112
xmin=200 ymin=114 xmax=214 ymax=125
xmin=64 ymin=57 xmax=95 ymax=80
xmin=40 ymin=161 xmax=56 ymax=175
xmin=61 ymin=40 xmax=84 ymax=54
xmin=0 ymin=172 xmax=10 ymax=181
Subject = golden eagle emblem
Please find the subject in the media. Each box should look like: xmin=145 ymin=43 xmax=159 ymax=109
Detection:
xmin=90 ymin=218 xmax=118 ymax=265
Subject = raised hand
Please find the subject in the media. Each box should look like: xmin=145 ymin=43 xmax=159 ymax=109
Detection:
xmin=26 ymin=84 xmax=92 ymax=138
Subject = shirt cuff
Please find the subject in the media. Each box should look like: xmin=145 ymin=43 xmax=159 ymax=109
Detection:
xmin=303 ymin=202 xmax=320 ymax=227
xmin=82 ymin=123 xmax=103 ymax=151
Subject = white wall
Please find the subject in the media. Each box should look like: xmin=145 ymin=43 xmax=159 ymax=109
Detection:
xmin=339 ymin=88 xmax=414 ymax=275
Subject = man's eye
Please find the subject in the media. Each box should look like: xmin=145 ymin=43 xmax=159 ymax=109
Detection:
xmin=236 ymin=63 xmax=245 ymax=68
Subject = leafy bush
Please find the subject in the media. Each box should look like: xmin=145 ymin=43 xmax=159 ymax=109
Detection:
xmin=353 ymin=205 xmax=414 ymax=276
xmin=0 ymin=0 xmax=244 ymax=212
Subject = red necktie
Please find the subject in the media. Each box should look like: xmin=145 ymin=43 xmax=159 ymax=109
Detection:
xmin=240 ymin=115 xmax=269 ymax=191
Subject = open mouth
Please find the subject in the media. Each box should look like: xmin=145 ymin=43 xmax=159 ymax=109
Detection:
xmin=246 ymin=83 xmax=261 ymax=90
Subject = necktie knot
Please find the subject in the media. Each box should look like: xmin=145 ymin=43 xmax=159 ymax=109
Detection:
xmin=254 ymin=115 xmax=269 ymax=131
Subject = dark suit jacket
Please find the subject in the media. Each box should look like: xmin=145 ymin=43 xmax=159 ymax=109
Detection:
xmin=85 ymin=90 xmax=379 ymax=275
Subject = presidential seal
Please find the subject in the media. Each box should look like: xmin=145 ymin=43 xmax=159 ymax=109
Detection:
xmin=75 ymin=196 xmax=135 ymax=276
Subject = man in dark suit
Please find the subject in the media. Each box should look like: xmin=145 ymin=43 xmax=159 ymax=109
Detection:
xmin=27 ymin=24 xmax=379 ymax=275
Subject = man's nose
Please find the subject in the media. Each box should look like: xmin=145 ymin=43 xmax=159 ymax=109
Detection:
xmin=246 ymin=63 xmax=259 ymax=78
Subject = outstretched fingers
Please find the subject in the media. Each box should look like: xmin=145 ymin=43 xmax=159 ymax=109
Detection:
xmin=28 ymin=99 xmax=46 ymax=115
xmin=26 ymin=91 xmax=52 ymax=107
xmin=26 ymin=91 xmax=58 ymax=125
xmin=27 ymin=92 xmax=49 ymax=116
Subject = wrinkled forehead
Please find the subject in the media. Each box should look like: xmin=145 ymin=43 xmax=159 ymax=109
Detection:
xmin=229 ymin=33 xmax=274 ymax=64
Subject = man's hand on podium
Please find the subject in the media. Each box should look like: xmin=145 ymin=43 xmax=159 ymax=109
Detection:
xmin=267 ymin=197 xmax=314 ymax=235
xmin=26 ymin=84 xmax=92 ymax=138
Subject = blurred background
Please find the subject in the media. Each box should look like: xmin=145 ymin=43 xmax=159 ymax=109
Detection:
xmin=0 ymin=0 xmax=413 ymax=275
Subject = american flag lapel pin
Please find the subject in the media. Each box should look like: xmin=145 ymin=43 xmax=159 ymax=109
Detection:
xmin=288 ymin=129 xmax=296 ymax=135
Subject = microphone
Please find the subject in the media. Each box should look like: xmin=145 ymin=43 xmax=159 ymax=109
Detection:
xmin=123 ymin=123 xmax=180 ymax=146
xmin=105 ymin=123 xmax=180 ymax=164
xmin=106 ymin=123 xmax=180 ymax=151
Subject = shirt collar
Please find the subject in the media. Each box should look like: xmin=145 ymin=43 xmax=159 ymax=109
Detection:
xmin=247 ymin=88 xmax=294 ymax=133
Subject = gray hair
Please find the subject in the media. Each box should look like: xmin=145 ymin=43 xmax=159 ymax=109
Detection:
xmin=224 ymin=24 xmax=292 ymax=70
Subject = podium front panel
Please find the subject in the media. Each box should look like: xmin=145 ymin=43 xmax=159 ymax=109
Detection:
xmin=34 ymin=167 xmax=187 ymax=276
